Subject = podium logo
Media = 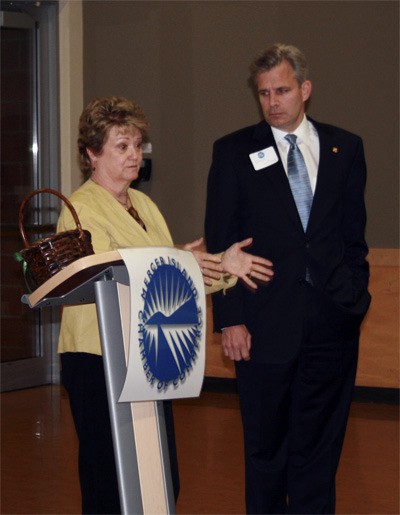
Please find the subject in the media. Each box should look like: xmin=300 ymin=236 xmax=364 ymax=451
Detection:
xmin=139 ymin=258 xmax=202 ymax=392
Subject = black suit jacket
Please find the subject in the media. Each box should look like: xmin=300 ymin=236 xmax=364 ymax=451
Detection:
xmin=205 ymin=118 xmax=371 ymax=363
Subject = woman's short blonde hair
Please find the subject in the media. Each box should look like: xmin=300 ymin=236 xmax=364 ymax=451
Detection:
xmin=78 ymin=96 xmax=149 ymax=180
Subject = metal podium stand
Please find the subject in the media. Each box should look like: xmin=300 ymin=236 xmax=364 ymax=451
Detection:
xmin=22 ymin=252 xmax=176 ymax=514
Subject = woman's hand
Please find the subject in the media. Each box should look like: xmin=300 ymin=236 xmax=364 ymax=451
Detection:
xmin=221 ymin=237 xmax=274 ymax=289
xmin=183 ymin=237 xmax=223 ymax=286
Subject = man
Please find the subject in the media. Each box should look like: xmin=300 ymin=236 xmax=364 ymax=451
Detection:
xmin=205 ymin=43 xmax=370 ymax=514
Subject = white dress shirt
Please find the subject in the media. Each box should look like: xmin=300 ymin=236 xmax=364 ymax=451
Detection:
xmin=271 ymin=115 xmax=320 ymax=194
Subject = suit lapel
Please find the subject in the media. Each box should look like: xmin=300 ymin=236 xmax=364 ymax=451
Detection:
xmin=252 ymin=121 xmax=305 ymax=232
xmin=252 ymin=118 xmax=344 ymax=236
xmin=306 ymin=120 xmax=340 ymax=235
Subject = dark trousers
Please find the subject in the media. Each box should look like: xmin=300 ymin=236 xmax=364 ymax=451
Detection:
xmin=235 ymin=286 xmax=359 ymax=514
xmin=61 ymin=352 xmax=180 ymax=514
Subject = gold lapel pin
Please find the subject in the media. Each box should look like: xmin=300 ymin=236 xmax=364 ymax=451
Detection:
xmin=332 ymin=147 xmax=339 ymax=153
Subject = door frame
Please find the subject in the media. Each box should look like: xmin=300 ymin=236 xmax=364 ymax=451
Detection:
xmin=1 ymin=2 xmax=60 ymax=391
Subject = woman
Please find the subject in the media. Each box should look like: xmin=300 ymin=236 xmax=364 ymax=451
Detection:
xmin=58 ymin=96 xmax=273 ymax=514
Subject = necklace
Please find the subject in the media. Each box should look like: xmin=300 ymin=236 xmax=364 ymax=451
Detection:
xmin=91 ymin=177 xmax=146 ymax=231
xmin=116 ymin=197 xmax=130 ymax=210
xmin=91 ymin=177 xmax=130 ymax=208
xmin=115 ymin=192 xmax=147 ymax=231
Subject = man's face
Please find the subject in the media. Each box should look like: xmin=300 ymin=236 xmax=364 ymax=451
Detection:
xmin=256 ymin=60 xmax=312 ymax=133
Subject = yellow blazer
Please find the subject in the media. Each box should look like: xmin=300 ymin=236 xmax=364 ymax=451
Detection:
xmin=57 ymin=179 xmax=235 ymax=355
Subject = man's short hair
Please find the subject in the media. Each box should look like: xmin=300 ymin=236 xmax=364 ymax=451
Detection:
xmin=249 ymin=43 xmax=308 ymax=88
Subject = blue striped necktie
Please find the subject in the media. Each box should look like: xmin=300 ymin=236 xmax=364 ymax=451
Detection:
xmin=285 ymin=134 xmax=313 ymax=231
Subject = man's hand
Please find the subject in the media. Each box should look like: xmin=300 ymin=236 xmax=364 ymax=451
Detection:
xmin=222 ymin=324 xmax=251 ymax=361
xmin=221 ymin=237 xmax=273 ymax=289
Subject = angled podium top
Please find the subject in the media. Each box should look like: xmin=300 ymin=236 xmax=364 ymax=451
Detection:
xmin=21 ymin=251 xmax=126 ymax=308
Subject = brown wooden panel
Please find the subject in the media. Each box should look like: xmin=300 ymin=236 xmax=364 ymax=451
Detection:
xmin=205 ymin=248 xmax=400 ymax=388
xmin=356 ymin=249 xmax=399 ymax=388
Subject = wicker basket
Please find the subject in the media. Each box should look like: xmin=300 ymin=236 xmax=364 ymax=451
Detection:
xmin=18 ymin=188 xmax=94 ymax=290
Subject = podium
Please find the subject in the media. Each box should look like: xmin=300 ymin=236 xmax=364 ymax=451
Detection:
xmin=22 ymin=249 xmax=206 ymax=514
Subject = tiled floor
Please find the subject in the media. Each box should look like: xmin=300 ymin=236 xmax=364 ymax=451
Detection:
xmin=1 ymin=385 xmax=399 ymax=514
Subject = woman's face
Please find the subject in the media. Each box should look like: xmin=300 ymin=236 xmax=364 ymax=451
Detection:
xmin=89 ymin=125 xmax=143 ymax=186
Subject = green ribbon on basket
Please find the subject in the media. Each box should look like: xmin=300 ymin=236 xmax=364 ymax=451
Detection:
xmin=14 ymin=251 xmax=32 ymax=293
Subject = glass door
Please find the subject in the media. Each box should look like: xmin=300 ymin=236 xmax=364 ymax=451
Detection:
xmin=1 ymin=3 xmax=60 ymax=391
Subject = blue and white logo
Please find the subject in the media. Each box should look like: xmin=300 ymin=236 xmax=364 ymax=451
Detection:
xmin=139 ymin=259 xmax=202 ymax=391
xmin=258 ymin=151 xmax=265 ymax=159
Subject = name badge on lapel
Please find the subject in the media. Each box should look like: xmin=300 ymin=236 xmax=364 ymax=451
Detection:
xmin=249 ymin=146 xmax=279 ymax=171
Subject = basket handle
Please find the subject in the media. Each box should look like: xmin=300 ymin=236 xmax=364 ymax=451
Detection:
xmin=18 ymin=188 xmax=84 ymax=249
